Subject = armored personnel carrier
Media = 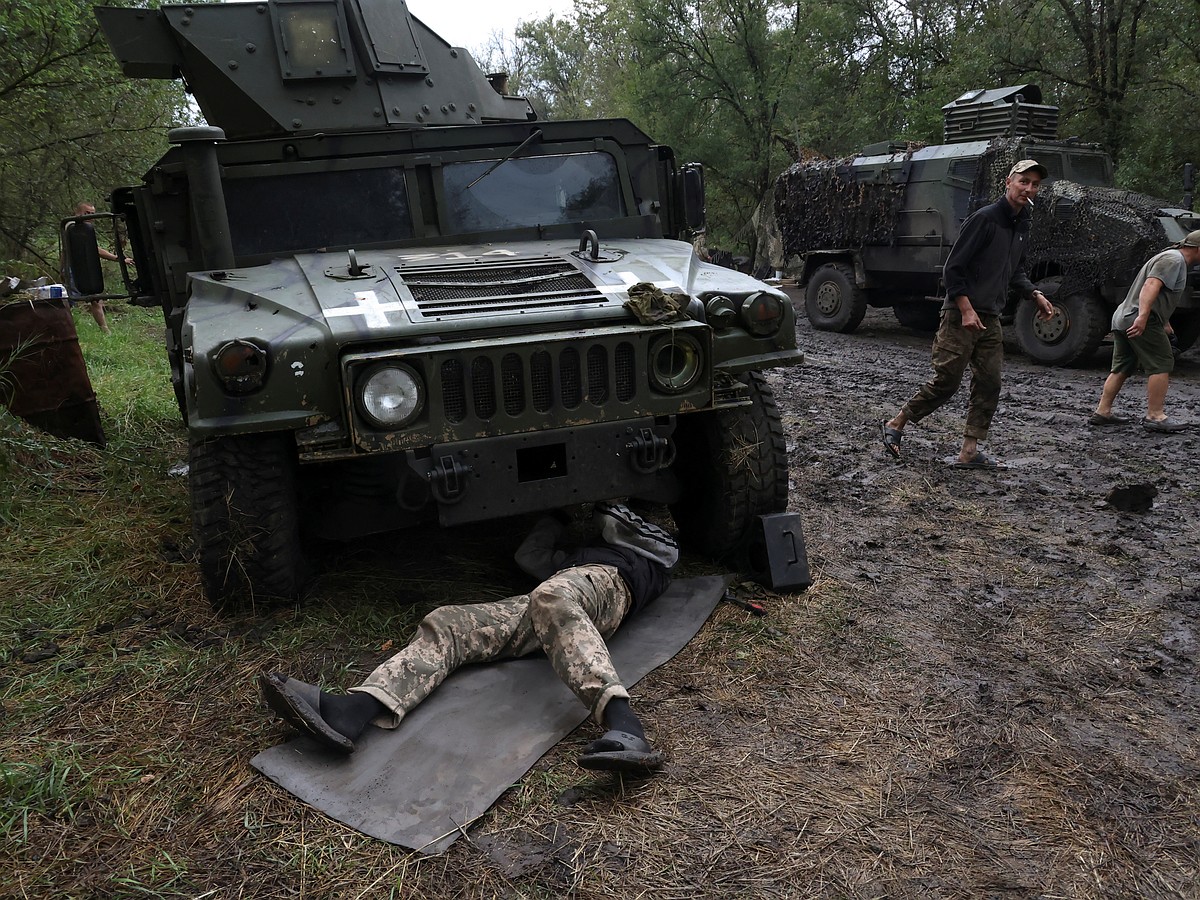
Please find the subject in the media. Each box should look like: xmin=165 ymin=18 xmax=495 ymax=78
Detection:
xmin=775 ymin=85 xmax=1200 ymax=366
xmin=77 ymin=0 xmax=801 ymax=610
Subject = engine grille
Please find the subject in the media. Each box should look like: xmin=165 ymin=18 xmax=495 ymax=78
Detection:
xmin=397 ymin=257 xmax=605 ymax=318
xmin=440 ymin=340 xmax=637 ymax=424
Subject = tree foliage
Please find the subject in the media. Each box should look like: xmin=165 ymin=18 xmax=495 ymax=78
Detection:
xmin=499 ymin=0 xmax=1200 ymax=253
xmin=0 ymin=0 xmax=188 ymax=274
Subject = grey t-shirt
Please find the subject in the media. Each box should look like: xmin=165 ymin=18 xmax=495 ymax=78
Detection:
xmin=1111 ymin=249 xmax=1189 ymax=331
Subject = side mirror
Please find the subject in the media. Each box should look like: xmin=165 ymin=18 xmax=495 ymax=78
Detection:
xmin=680 ymin=163 xmax=706 ymax=234
xmin=63 ymin=218 xmax=105 ymax=296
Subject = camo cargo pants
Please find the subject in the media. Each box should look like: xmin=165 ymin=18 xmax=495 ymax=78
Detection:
xmin=902 ymin=309 xmax=1004 ymax=441
xmin=351 ymin=564 xmax=632 ymax=727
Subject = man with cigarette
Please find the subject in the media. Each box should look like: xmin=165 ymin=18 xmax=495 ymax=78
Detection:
xmin=880 ymin=159 xmax=1055 ymax=468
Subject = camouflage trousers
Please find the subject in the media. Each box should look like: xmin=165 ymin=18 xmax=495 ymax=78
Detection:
xmin=351 ymin=564 xmax=632 ymax=728
xmin=902 ymin=309 xmax=1004 ymax=441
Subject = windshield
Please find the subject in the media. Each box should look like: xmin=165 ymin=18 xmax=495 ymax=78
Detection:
xmin=225 ymin=167 xmax=414 ymax=256
xmin=443 ymin=152 xmax=625 ymax=233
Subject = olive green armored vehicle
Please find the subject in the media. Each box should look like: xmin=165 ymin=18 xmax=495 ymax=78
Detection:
xmin=78 ymin=0 xmax=801 ymax=610
xmin=776 ymin=85 xmax=1199 ymax=366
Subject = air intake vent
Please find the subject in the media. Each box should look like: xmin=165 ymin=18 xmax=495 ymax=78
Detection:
xmin=397 ymin=257 xmax=605 ymax=318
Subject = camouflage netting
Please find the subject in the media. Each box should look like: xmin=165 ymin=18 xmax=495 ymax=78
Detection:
xmin=772 ymin=148 xmax=918 ymax=264
xmin=766 ymin=135 xmax=1177 ymax=297
xmin=974 ymin=139 xmax=1170 ymax=297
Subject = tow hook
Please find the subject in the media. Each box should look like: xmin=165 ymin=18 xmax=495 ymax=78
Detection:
xmin=428 ymin=454 xmax=472 ymax=503
xmin=625 ymin=428 xmax=676 ymax=474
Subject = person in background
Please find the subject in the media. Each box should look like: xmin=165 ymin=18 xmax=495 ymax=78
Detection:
xmin=64 ymin=201 xmax=133 ymax=334
xmin=1090 ymin=230 xmax=1200 ymax=433
xmin=880 ymin=160 xmax=1055 ymax=468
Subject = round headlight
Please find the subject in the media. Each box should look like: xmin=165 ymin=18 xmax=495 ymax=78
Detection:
xmin=359 ymin=364 xmax=424 ymax=429
xmin=741 ymin=291 xmax=785 ymax=337
xmin=212 ymin=339 xmax=267 ymax=394
xmin=704 ymin=294 xmax=738 ymax=331
xmin=649 ymin=333 xmax=704 ymax=393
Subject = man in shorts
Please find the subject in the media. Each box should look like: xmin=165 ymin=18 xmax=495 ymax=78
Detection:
xmin=1090 ymin=230 xmax=1200 ymax=433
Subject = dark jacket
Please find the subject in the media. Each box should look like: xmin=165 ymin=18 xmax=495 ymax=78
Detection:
xmin=563 ymin=545 xmax=670 ymax=615
xmin=514 ymin=515 xmax=671 ymax=616
xmin=942 ymin=196 xmax=1037 ymax=315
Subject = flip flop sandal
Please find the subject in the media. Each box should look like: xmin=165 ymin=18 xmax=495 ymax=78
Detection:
xmin=952 ymin=451 xmax=1006 ymax=470
xmin=578 ymin=729 xmax=666 ymax=773
xmin=259 ymin=672 xmax=354 ymax=753
xmin=880 ymin=422 xmax=903 ymax=459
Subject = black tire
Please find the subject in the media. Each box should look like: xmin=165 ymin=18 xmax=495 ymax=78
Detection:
xmin=1014 ymin=288 xmax=1107 ymax=366
xmin=1170 ymin=309 xmax=1200 ymax=353
xmin=190 ymin=432 xmax=307 ymax=612
xmin=804 ymin=262 xmax=867 ymax=333
xmin=892 ymin=301 xmax=941 ymax=332
xmin=669 ymin=371 xmax=789 ymax=557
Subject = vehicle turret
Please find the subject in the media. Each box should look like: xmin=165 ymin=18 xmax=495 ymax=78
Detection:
xmin=95 ymin=0 xmax=533 ymax=140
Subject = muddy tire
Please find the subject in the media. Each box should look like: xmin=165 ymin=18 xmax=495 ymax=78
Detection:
xmin=190 ymin=433 xmax=307 ymax=612
xmin=1170 ymin=309 xmax=1200 ymax=353
xmin=1014 ymin=286 xmax=1107 ymax=366
xmin=669 ymin=371 xmax=789 ymax=557
xmin=805 ymin=262 xmax=867 ymax=333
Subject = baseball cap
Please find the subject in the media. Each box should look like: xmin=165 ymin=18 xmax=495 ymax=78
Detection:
xmin=1170 ymin=229 xmax=1200 ymax=249
xmin=1008 ymin=159 xmax=1048 ymax=179
xmin=593 ymin=501 xmax=679 ymax=569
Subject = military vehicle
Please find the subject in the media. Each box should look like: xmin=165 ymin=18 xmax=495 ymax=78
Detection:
xmin=72 ymin=0 xmax=801 ymax=610
xmin=773 ymin=85 xmax=1200 ymax=366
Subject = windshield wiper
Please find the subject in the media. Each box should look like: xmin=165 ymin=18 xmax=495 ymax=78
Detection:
xmin=465 ymin=129 xmax=543 ymax=189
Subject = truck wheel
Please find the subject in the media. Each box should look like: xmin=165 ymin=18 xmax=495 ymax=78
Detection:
xmin=1170 ymin=310 xmax=1200 ymax=353
xmin=805 ymin=262 xmax=867 ymax=333
xmin=1014 ymin=289 xmax=1107 ymax=366
xmin=190 ymin=433 xmax=307 ymax=612
xmin=669 ymin=371 xmax=789 ymax=557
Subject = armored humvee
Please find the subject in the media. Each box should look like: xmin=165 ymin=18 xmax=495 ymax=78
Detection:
xmin=75 ymin=0 xmax=800 ymax=610
xmin=774 ymin=85 xmax=1200 ymax=366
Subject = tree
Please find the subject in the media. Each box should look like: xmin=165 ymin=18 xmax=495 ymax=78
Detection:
xmin=0 ymin=0 xmax=188 ymax=274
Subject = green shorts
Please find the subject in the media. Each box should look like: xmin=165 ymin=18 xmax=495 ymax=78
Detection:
xmin=1111 ymin=317 xmax=1174 ymax=376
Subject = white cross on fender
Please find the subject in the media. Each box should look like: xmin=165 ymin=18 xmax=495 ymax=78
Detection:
xmin=595 ymin=272 xmax=682 ymax=295
xmin=323 ymin=290 xmax=404 ymax=329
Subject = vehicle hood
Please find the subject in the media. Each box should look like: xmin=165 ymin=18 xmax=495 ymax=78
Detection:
xmin=189 ymin=237 xmax=781 ymax=345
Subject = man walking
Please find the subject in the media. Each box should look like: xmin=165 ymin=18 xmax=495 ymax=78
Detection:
xmin=880 ymin=160 xmax=1056 ymax=468
xmin=260 ymin=502 xmax=678 ymax=773
xmin=1090 ymin=230 xmax=1200 ymax=433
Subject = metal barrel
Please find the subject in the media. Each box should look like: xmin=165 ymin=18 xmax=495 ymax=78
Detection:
xmin=0 ymin=298 xmax=106 ymax=447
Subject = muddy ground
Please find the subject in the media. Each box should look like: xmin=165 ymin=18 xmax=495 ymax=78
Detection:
xmin=7 ymin=302 xmax=1200 ymax=898
xmin=349 ymin=302 xmax=1199 ymax=896
xmin=734 ymin=300 xmax=1200 ymax=896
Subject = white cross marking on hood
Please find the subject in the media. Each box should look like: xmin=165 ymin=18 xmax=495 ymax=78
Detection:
xmin=324 ymin=290 xmax=403 ymax=329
